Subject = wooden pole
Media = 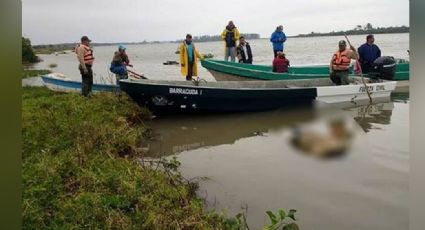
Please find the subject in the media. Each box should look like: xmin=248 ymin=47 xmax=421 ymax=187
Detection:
xmin=344 ymin=35 xmax=372 ymax=103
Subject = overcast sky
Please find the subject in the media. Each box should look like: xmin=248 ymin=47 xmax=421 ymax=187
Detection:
xmin=22 ymin=0 xmax=409 ymax=45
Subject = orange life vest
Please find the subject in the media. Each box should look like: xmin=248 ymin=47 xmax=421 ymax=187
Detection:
xmin=332 ymin=49 xmax=351 ymax=71
xmin=76 ymin=44 xmax=95 ymax=65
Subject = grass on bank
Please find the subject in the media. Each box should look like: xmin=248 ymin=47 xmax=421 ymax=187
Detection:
xmin=22 ymin=87 xmax=229 ymax=229
xmin=22 ymin=69 xmax=51 ymax=79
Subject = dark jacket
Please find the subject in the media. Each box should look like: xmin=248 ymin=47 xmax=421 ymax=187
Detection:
xmin=236 ymin=42 xmax=253 ymax=64
xmin=111 ymin=51 xmax=130 ymax=66
xmin=357 ymin=43 xmax=381 ymax=73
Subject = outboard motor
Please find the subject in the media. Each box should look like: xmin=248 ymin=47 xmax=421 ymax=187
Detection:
xmin=368 ymin=56 xmax=396 ymax=80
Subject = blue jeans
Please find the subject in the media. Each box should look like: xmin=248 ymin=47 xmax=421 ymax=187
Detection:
xmin=225 ymin=47 xmax=236 ymax=62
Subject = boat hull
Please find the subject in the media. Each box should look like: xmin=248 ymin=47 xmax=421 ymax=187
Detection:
xmin=41 ymin=73 xmax=119 ymax=92
xmin=119 ymin=78 xmax=396 ymax=115
xmin=119 ymin=80 xmax=317 ymax=114
xmin=316 ymin=80 xmax=397 ymax=103
xmin=202 ymin=59 xmax=409 ymax=86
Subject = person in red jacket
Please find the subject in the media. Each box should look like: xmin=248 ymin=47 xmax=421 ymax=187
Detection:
xmin=272 ymin=51 xmax=290 ymax=73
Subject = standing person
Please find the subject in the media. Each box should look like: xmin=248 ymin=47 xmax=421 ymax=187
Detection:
xmin=329 ymin=40 xmax=358 ymax=85
xmin=357 ymin=34 xmax=381 ymax=73
xmin=75 ymin=36 xmax=95 ymax=97
xmin=236 ymin=36 xmax=253 ymax=64
xmin=110 ymin=44 xmax=131 ymax=84
xmin=179 ymin=34 xmax=204 ymax=81
xmin=221 ymin=21 xmax=240 ymax=62
xmin=272 ymin=52 xmax=290 ymax=73
xmin=270 ymin=25 xmax=287 ymax=58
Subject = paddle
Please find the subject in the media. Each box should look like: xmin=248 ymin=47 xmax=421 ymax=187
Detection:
xmin=344 ymin=35 xmax=372 ymax=103
xmin=127 ymin=69 xmax=147 ymax=79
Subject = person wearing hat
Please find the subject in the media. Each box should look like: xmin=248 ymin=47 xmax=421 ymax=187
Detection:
xmin=110 ymin=44 xmax=132 ymax=84
xmin=357 ymin=34 xmax=381 ymax=73
xmin=270 ymin=25 xmax=287 ymax=58
xmin=329 ymin=40 xmax=358 ymax=85
xmin=75 ymin=36 xmax=95 ymax=96
xmin=179 ymin=34 xmax=204 ymax=81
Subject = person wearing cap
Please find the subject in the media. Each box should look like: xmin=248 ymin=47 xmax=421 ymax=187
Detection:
xmin=270 ymin=25 xmax=287 ymax=58
xmin=110 ymin=44 xmax=132 ymax=84
xmin=236 ymin=36 xmax=253 ymax=64
xmin=179 ymin=34 xmax=204 ymax=81
xmin=75 ymin=36 xmax=95 ymax=97
xmin=272 ymin=51 xmax=290 ymax=73
xmin=220 ymin=21 xmax=240 ymax=62
xmin=357 ymin=34 xmax=381 ymax=73
xmin=329 ymin=40 xmax=358 ymax=85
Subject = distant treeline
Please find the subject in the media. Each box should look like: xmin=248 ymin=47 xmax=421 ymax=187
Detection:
xmin=294 ymin=24 xmax=409 ymax=38
xmin=178 ymin=33 xmax=261 ymax=43
xmin=32 ymin=41 xmax=153 ymax=54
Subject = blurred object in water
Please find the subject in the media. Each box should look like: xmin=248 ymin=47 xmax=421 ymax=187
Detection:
xmin=290 ymin=119 xmax=353 ymax=159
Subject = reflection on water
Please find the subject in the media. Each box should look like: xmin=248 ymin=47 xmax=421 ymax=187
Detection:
xmin=142 ymin=107 xmax=316 ymax=157
xmin=352 ymin=102 xmax=394 ymax=132
xmin=169 ymin=99 xmax=408 ymax=230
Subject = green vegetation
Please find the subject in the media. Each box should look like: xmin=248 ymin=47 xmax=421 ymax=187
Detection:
xmin=223 ymin=206 xmax=298 ymax=230
xmin=22 ymin=87 xmax=299 ymax=229
xmin=22 ymin=87 xmax=227 ymax=229
xmin=22 ymin=69 xmax=51 ymax=79
xmin=33 ymin=44 xmax=75 ymax=54
xmin=22 ymin=37 xmax=40 ymax=63
xmin=294 ymin=24 xmax=409 ymax=38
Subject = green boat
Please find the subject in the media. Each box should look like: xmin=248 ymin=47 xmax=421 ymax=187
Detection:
xmin=201 ymin=59 xmax=409 ymax=90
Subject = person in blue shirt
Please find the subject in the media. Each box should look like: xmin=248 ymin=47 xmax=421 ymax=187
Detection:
xmin=357 ymin=34 xmax=381 ymax=73
xmin=270 ymin=25 xmax=287 ymax=58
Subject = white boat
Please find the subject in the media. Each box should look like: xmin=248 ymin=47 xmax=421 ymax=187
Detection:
xmin=40 ymin=73 xmax=119 ymax=92
xmin=315 ymin=77 xmax=396 ymax=104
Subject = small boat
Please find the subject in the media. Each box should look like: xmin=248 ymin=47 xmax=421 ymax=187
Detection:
xmin=201 ymin=59 xmax=409 ymax=89
xmin=119 ymin=77 xmax=396 ymax=114
xmin=41 ymin=73 xmax=119 ymax=92
xmin=163 ymin=60 xmax=179 ymax=65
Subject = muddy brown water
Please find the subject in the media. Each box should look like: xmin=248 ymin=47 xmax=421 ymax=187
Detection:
xmin=144 ymin=94 xmax=409 ymax=230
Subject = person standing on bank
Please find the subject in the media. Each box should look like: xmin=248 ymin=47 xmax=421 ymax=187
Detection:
xmin=221 ymin=21 xmax=240 ymax=62
xmin=179 ymin=34 xmax=204 ymax=81
xmin=270 ymin=25 xmax=287 ymax=58
xmin=236 ymin=36 xmax=253 ymax=64
xmin=75 ymin=36 xmax=95 ymax=97
xmin=357 ymin=34 xmax=381 ymax=73
xmin=329 ymin=40 xmax=358 ymax=85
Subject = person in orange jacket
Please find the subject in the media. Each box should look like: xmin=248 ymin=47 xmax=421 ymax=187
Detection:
xmin=75 ymin=36 xmax=95 ymax=97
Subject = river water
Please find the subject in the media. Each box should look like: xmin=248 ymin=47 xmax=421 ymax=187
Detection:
xmin=28 ymin=33 xmax=409 ymax=229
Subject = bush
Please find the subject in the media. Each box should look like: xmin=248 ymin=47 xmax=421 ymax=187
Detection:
xmin=22 ymin=37 xmax=39 ymax=63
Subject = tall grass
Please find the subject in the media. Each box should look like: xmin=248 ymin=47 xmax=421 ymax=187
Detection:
xmin=22 ymin=87 xmax=226 ymax=229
